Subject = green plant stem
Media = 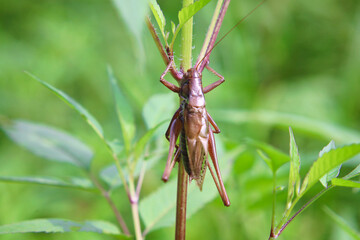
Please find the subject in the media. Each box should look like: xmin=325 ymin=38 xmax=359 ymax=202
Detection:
xmin=274 ymin=187 xmax=333 ymax=238
xmin=129 ymin=175 xmax=143 ymax=240
xmin=89 ymin=174 xmax=130 ymax=235
xmin=174 ymin=0 xmax=193 ymax=239
xmin=269 ymin=173 xmax=277 ymax=239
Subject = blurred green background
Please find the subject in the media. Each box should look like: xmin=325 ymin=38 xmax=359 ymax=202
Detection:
xmin=0 ymin=0 xmax=359 ymax=239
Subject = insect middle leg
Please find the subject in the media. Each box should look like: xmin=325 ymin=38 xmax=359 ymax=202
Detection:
xmin=162 ymin=117 xmax=182 ymax=182
xmin=160 ymin=57 xmax=181 ymax=93
xmin=207 ymin=112 xmax=220 ymax=134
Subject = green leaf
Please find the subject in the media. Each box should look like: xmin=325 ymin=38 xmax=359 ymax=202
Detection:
xmin=0 ymin=176 xmax=96 ymax=192
xmin=133 ymin=120 xmax=166 ymax=163
xmin=344 ymin=163 xmax=360 ymax=180
xmin=108 ymin=66 xmax=136 ymax=153
xmin=106 ymin=139 xmax=124 ymax=155
xmin=323 ymin=206 xmax=360 ymax=240
xmin=142 ymin=93 xmax=177 ymax=129
xmin=112 ymin=0 xmax=148 ymax=65
xmin=300 ymin=143 xmax=360 ymax=196
xmin=248 ymin=139 xmax=290 ymax=173
xmin=211 ymin=109 xmax=360 ymax=144
xmin=319 ymin=140 xmax=341 ymax=188
xmin=0 ymin=219 xmax=129 ymax=237
xmin=331 ymin=178 xmax=360 ymax=188
xmin=100 ymin=152 xmax=165 ymax=189
xmin=170 ymin=0 xmax=211 ymax=47
xmin=149 ymin=0 xmax=166 ymax=42
xmin=140 ymin=145 xmax=244 ymax=233
xmin=287 ymin=127 xmax=301 ymax=207
xmin=1 ymin=119 xmax=93 ymax=170
xmin=26 ymin=72 xmax=104 ymax=139
xmin=171 ymin=21 xmax=176 ymax=35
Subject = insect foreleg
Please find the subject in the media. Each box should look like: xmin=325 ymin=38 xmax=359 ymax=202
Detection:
xmin=208 ymin=127 xmax=230 ymax=206
xmin=203 ymin=65 xmax=225 ymax=94
xmin=162 ymin=118 xmax=182 ymax=182
xmin=207 ymin=112 xmax=221 ymax=134
xmin=160 ymin=58 xmax=181 ymax=93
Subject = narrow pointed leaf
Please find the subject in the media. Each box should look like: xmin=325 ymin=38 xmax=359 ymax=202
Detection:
xmin=26 ymin=72 xmax=104 ymax=139
xmin=344 ymin=163 xmax=360 ymax=180
xmin=300 ymin=143 xmax=360 ymax=195
xmin=0 ymin=176 xmax=95 ymax=192
xmin=287 ymin=127 xmax=301 ymax=206
xmin=323 ymin=207 xmax=360 ymax=240
xmin=149 ymin=0 xmax=166 ymax=41
xmin=140 ymin=146 xmax=244 ymax=233
xmin=142 ymin=93 xmax=177 ymax=129
xmin=0 ymin=219 xmax=129 ymax=237
xmin=331 ymin=178 xmax=360 ymax=188
xmin=171 ymin=0 xmax=211 ymax=47
xmin=249 ymin=139 xmax=290 ymax=173
xmin=319 ymin=140 xmax=341 ymax=188
xmin=1 ymin=119 xmax=93 ymax=170
xmin=133 ymin=120 xmax=166 ymax=162
xmin=108 ymin=67 xmax=136 ymax=153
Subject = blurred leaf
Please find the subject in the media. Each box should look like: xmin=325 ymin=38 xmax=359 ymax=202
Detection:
xmin=112 ymin=0 xmax=147 ymax=40
xmin=171 ymin=0 xmax=211 ymax=47
xmin=0 ymin=176 xmax=96 ymax=192
xmin=149 ymin=0 xmax=166 ymax=41
xmin=212 ymin=110 xmax=360 ymax=144
xmin=319 ymin=140 xmax=341 ymax=188
xmin=142 ymin=93 xmax=177 ymax=129
xmin=108 ymin=66 xmax=136 ymax=153
xmin=100 ymin=152 xmax=165 ymax=189
xmin=331 ymin=178 xmax=360 ymax=188
xmin=300 ymin=143 xmax=360 ymax=196
xmin=1 ymin=119 xmax=93 ymax=170
xmin=27 ymin=72 xmax=104 ymax=139
xmin=171 ymin=21 xmax=176 ymax=35
xmin=133 ymin=120 xmax=166 ymax=163
xmin=112 ymin=0 xmax=148 ymax=66
xmin=140 ymin=146 xmax=244 ymax=233
xmin=248 ymin=139 xmax=290 ymax=173
xmin=287 ymin=127 xmax=301 ymax=207
xmin=323 ymin=206 xmax=360 ymax=240
xmin=106 ymin=139 xmax=124 ymax=155
xmin=0 ymin=219 xmax=128 ymax=237
xmin=344 ymin=163 xmax=360 ymax=180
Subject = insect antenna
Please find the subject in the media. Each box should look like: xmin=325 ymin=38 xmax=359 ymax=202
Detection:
xmin=195 ymin=0 xmax=267 ymax=71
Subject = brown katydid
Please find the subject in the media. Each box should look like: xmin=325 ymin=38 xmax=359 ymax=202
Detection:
xmin=147 ymin=0 xmax=266 ymax=207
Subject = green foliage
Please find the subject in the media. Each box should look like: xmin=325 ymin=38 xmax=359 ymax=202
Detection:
xmin=0 ymin=119 xmax=93 ymax=170
xmin=300 ymin=143 xmax=360 ymax=196
xmin=323 ymin=207 xmax=360 ymax=240
xmin=265 ymin=130 xmax=360 ymax=238
xmin=140 ymin=145 xmax=244 ymax=233
xmin=26 ymin=72 xmax=104 ymax=140
xmin=149 ymin=0 xmax=211 ymax=49
xmin=248 ymin=138 xmax=289 ymax=173
xmin=0 ymin=176 xmax=95 ymax=192
xmin=0 ymin=219 xmax=126 ymax=237
xmin=108 ymin=66 xmax=136 ymax=153
xmin=287 ymin=127 xmax=301 ymax=207
xmin=1 ymin=0 xmax=360 ymax=239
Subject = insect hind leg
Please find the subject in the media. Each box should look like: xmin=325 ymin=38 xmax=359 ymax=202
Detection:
xmin=207 ymin=127 xmax=230 ymax=206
